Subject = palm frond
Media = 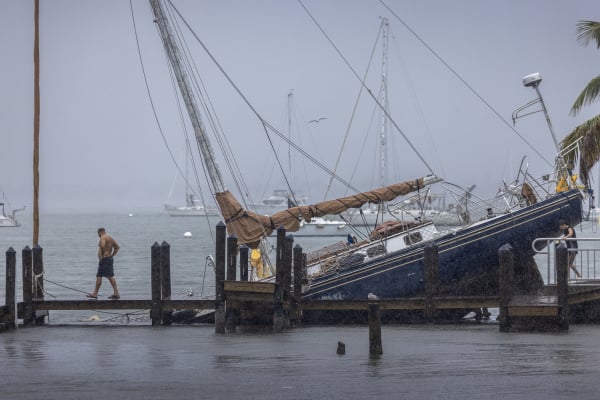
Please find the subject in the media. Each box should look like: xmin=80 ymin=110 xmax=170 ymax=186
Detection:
xmin=570 ymin=75 xmax=600 ymax=116
xmin=576 ymin=20 xmax=600 ymax=48
xmin=561 ymin=114 xmax=600 ymax=186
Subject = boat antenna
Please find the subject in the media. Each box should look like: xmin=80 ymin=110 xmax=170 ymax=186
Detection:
xmin=513 ymin=73 xmax=560 ymax=152
xmin=297 ymin=0 xmax=435 ymax=176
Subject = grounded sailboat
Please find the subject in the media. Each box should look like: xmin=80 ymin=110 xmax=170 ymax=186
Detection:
xmin=147 ymin=1 xmax=585 ymax=311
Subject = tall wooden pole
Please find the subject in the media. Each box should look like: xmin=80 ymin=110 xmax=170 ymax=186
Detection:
xmin=33 ymin=0 xmax=40 ymax=245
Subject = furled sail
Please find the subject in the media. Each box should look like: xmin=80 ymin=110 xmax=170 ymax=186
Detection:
xmin=216 ymin=175 xmax=441 ymax=248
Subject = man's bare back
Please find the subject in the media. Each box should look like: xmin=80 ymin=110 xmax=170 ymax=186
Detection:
xmin=98 ymin=232 xmax=119 ymax=259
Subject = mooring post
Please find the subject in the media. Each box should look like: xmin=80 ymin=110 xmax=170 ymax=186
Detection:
xmin=423 ymin=243 xmax=439 ymax=323
xmin=498 ymin=243 xmax=514 ymax=332
xmin=556 ymin=242 xmax=569 ymax=331
xmin=291 ymin=244 xmax=303 ymax=326
xmin=281 ymin=234 xmax=294 ymax=329
xmin=368 ymin=302 xmax=383 ymax=355
xmin=239 ymin=245 xmax=249 ymax=282
xmin=214 ymin=222 xmax=226 ymax=334
xmin=225 ymin=235 xmax=238 ymax=333
xmin=32 ymin=244 xmax=46 ymax=325
xmin=273 ymin=226 xmax=286 ymax=332
xmin=22 ymin=246 xmax=33 ymax=326
xmin=150 ymin=242 xmax=161 ymax=326
xmin=160 ymin=241 xmax=172 ymax=326
xmin=5 ymin=247 xmax=16 ymax=329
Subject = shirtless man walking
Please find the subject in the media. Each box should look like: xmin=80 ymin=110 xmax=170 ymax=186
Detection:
xmin=87 ymin=227 xmax=121 ymax=299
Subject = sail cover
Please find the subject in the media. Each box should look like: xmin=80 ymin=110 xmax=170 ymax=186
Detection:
xmin=216 ymin=175 xmax=440 ymax=248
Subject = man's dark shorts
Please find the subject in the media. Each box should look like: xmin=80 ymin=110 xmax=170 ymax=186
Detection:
xmin=97 ymin=256 xmax=114 ymax=277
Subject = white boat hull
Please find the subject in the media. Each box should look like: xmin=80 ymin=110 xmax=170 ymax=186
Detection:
xmin=165 ymin=206 xmax=219 ymax=217
xmin=0 ymin=215 xmax=19 ymax=227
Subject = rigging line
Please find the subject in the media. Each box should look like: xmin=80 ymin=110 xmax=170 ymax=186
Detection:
xmin=165 ymin=2 xmax=260 ymax=209
xmin=43 ymin=277 xmax=89 ymax=294
xmin=378 ymin=0 xmax=553 ymax=168
xmin=262 ymin=120 xmax=362 ymax=193
xmin=388 ymin=24 xmax=446 ymax=180
xmin=166 ymin=5 xmax=223 ymax=222
xmin=325 ymin=19 xmax=383 ymax=200
xmin=166 ymin=0 xmax=361 ymax=197
xmin=165 ymin=3 xmax=221 ymax=205
xmin=129 ymin=0 xmax=188 ymax=195
xmin=296 ymin=0 xmax=435 ymax=175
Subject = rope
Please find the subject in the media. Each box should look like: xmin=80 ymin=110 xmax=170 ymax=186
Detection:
xmin=378 ymin=0 xmax=553 ymax=169
xmin=296 ymin=0 xmax=435 ymax=175
xmin=34 ymin=273 xmax=56 ymax=299
xmin=43 ymin=277 xmax=90 ymax=295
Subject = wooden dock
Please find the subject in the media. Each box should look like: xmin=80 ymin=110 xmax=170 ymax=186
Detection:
xmin=4 ymin=225 xmax=600 ymax=333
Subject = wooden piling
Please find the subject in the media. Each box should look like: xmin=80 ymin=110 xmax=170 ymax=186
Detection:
xmin=225 ymin=235 xmax=238 ymax=333
xmin=368 ymin=302 xmax=383 ymax=355
xmin=282 ymin=234 xmax=293 ymax=329
xmin=5 ymin=247 xmax=16 ymax=329
xmin=291 ymin=244 xmax=303 ymax=325
xmin=150 ymin=242 xmax=161 ymax=326
xmin=32 ymin=244 xmax=46 ymax=325
xmin=160 ymin=241 xmax=172 ymax=326
xmin=273 ymin=226 xmax=286 ymax=332
xmin=22 ymin=246 xmax=33 ymax=326
xmin=498 ymin=243 xmax=514 ymax=332
xmin=214 ymin=222 xmax=226 ymax=334
xmin=239 ymin=245 xmax=249 ymax=282
xmin=423 ymin=243 xmax=439 ymax=322
xmin=556 ymin=242 xmax=569 ymax=331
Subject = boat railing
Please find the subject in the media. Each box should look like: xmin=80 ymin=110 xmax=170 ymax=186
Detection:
xmin=532 ymin=237 xmax=600 ymax=284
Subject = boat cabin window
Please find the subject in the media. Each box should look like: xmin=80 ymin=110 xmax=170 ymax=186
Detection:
xmin=403 ymin=232 xmax=423 ymax=245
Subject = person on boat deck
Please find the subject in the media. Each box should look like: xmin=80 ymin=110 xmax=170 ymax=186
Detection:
xmin=251 ymin=248 xmax=266 ymax=279
xmin=87 ymin=227 xmax=121 ymax=299
xmin=559 ymin=219 xmax=581 ymax=279
xmin=347 ymin=234 xmax=355 ymax=245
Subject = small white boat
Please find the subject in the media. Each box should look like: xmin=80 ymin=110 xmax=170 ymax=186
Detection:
xmin=296 ymin=217 xmax=349 ymax=237
xmin=0 ymin=201 xmax=23 ymax=227
xmin=165 ymin=194 xmax=219 ymax=217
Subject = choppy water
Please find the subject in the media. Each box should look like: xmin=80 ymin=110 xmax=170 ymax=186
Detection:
xmin=1 ymin=324 xmax=600 ymax=399
xmin=2 ymin=213 xmax=600 ymax=399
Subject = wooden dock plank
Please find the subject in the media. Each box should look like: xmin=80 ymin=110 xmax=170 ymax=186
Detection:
xmin=507 ymin=306 xmax=559 ymax=317
xmin=16 ymin=298 xmax=215 ymax=314
xmin=302 ymin=296 xmax=499 ymax=311
xmin=224 ymin=281 xmax=275 ymax=294
xmin=568 ymin=287 xmax=600 ymax=304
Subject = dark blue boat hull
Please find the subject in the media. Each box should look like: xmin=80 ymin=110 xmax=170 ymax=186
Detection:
xmin=303 ymin=190 xmax=582 ymax=301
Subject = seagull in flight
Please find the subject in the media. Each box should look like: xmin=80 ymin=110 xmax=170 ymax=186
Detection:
xmin=308 ymin=117 xmax=327 ymax=124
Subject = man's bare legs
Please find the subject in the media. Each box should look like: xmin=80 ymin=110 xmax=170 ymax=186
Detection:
xmin=108 ymin=276 xmax=120 ymax=297
xmin=90 ymin=276 xmax=119 ymax=298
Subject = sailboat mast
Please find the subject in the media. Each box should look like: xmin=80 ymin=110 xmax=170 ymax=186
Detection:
xmin=378 ymin=17 xmax=389 ymax=189
xmin=33 ymin=0 xmax=40 ymax=245
xmin=287 ymin=91 xmax=293 ymax=185
xmin=149 ymin=0 xmax=225 ymax=194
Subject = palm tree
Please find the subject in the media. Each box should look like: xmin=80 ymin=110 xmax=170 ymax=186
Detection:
xmin=561 ymin=20 xmax=600 ymax=186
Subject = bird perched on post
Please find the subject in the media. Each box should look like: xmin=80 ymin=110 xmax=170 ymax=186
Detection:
xmin=367 ymin=292 xmax=380 ymax=301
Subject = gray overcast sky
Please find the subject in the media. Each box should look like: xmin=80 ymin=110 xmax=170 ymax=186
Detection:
xmin=1 ymin=0 xmax=599 ymax=213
